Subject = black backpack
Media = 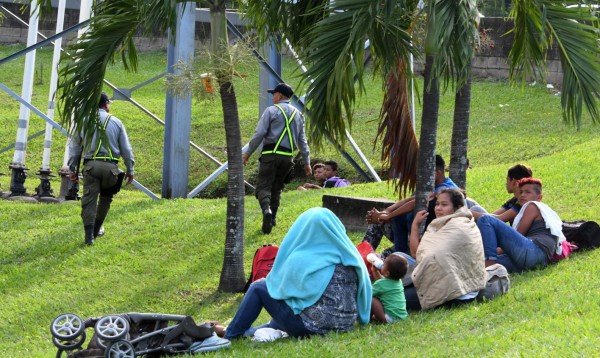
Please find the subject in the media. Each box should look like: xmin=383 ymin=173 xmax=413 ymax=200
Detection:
xmin=562 ymin=221 xmax=600 ymax=250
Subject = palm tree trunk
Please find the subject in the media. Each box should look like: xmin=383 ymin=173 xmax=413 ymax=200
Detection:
xmin=209 ymin=2 xmax=246 ymax=292
xmin=449 ymin=70 xmax=472 ymax=189
xmin=217 ymin=79 xmax=246 ymax=292
xmin=415 ymin=55 xmax=439 ymax=214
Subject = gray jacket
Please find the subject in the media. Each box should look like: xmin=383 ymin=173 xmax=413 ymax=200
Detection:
xmin=68 ymin=109 xmax=135 ymax=175
xmin=245 ymin=100 xmax=310 ymax=165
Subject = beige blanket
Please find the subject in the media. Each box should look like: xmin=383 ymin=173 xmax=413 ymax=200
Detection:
xmin=412 ymin=206 xmax=486 ymax=310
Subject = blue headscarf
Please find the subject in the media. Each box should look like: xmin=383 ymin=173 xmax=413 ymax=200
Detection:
xmin=266 ymin=207 xmax=371 ymax=324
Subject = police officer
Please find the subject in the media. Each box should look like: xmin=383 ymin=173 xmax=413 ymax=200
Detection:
xmin=243 ymin=83 xmax=311 ymax=234
xmin=68 ymin=93 xmax=135 ymax=245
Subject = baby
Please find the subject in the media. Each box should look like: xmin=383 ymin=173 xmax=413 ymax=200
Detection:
xmin=370 ymin=253 xmax=408 ymax=323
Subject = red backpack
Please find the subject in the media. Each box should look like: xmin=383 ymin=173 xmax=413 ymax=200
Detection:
xmin=243 ymin=244 xmax=279 ymax=292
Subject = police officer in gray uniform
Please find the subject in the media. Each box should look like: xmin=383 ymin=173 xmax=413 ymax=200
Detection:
xmin=243 ymin=83 xmax=311 ymax=234
xmin=68 ymin=93 xmax=135 ymax=245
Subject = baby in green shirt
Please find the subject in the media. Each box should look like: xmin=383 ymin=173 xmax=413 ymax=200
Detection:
xmin=371 ymin=253 xmax=408 ymax=323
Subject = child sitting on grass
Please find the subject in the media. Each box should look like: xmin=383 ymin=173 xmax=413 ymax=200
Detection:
xmin=370 ymin=254 xmax=408 ymax=323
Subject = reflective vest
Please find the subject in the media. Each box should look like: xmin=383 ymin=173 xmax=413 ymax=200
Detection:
xmin=261 ymin=104 xmax=298 ymax=156
xmin=92 ymin=115 xmax=116 ymax=161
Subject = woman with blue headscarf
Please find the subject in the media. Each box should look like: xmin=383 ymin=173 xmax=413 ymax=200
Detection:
xmin=224 ymin=207 xmax=372 ymax=339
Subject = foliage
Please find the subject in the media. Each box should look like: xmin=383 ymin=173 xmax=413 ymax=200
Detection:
xmin=1 ymin=46 xmax=599 ymax=198
xmin=47 ymin=0 xmax=180 ymax=141
xmin=0 ymin=130 xmax=599 ymax=356
xmin=508 ymin=0 xmax=600 ymax=128
xmin=2 ymin=46 xmax=599 ymax=355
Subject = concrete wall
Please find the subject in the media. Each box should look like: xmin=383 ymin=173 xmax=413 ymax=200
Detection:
xmin=0 ymin=3 xmax=216 ymax=51
xmin=473 ymin=17 xmax=562 ymax=84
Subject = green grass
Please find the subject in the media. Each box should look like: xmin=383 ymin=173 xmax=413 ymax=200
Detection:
xmin=1 ymin=45 xmax=600 ymax=356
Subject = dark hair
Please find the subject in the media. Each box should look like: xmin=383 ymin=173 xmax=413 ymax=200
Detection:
xmin=99 ymin=92 xmax=111 ymax=107
xmin=517 ymin=177 xmax=543 ymax=194
xmin=437 ymin=188 xmax=465 ymax=210
xmin=312 ymin=163 xmax=325 ymax=171
xmin=435 ymin=155 xmax=445 ymax=171
xmin=385 ymin=254 xmax=408 ymax=280
xmin=323 ymin=160 xmax=338 ymax=172
xmin=507 ymin=164 xmax=533 ymax=181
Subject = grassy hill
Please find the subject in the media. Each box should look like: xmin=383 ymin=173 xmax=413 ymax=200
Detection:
xmin=1 ymin=45 xmax=599 ymax=356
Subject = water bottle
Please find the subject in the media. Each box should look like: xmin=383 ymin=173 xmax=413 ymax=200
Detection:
xmin=366 ymin=253 xmax=384 ymax=270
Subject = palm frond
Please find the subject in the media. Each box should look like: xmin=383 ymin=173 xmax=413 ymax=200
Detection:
xmin=300 ymin=0 xmax=416 ymax=149
xmin=424 ymin=0 xmax=480 ymax=91
xmin=376 ymin=60 xmax=419 ymax=197
xmin=56 ymin=0 xmax=180 ymax=140
xmin=243 ymin=0 xmax=329 ymax=50
xmin=509 ymin=0 xmax=600 ymax=127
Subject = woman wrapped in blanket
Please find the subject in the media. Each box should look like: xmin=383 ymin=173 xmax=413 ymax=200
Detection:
xmin=477 ymin=178 xmax=566 ymax=273
xmin=224 ymin=207 xmax=372 ymax=340
xmin=404 ymin=188 xmax=486 ymax=310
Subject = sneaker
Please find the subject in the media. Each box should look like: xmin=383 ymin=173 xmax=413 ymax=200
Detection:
xmin=262 ymin=208 xmax=273 ymax=234
xmin=97 ymin=226 xmax=105 ymax=237
xmin=189 ymin=333 xmax=231 ymax=353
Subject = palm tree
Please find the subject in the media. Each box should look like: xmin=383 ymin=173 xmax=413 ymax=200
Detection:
xmin=32 ymin=0 xmax=247 ymax=292
xmin=245 ymin=0 xmax=600 ymax=211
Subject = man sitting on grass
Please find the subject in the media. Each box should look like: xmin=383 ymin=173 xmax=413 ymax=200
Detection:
xmin=471 ymin=164 xmax=533 ymax=225
xmin=362 ymin=155 xmax=457 ymax=256
xmin=297 ymin=163 xmax=327 ymax=190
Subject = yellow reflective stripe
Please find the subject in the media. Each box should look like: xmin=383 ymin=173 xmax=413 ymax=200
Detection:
xmin=92 ymin=115 xmax=116 ymax=161
xmin=262 ymin=104 xmax=297 ymax=155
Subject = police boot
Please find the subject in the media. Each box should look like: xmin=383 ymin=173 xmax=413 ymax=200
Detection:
xmin=261 ymin=204 xmax=273 ymax=235
xmin=84 ymin=225 xmax=94 ymax=245
xmin=93 ymin=219 xmax=105 ymax=238
xmin=271 ymin=207 xmax=279 ymax=227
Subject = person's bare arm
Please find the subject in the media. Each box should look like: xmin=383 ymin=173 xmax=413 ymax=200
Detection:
xmin=409 ymin=210 xmax=428 ymax=258
xmin=303 ymin=183 xmax=322 ymax=190
xmin=473 ymin=208 xmax=517 ymax=224
xmin=381 ymin=197 xmax=412 ymax=214
xmin=380 ymin=198 xmax=415 ymax=222
xmin=515 ymin=204 xmax=541 ymax=235
xmin=492 ymin=207 xmax=507 ymax=215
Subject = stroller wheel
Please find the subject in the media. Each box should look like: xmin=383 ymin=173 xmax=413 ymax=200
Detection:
xmin=52 ymin=330 xmax=86 ymax=350
xmin=95 ymin=315 xmax=129 ymax=341
xmin=51 ymin=313 xmax=84 ymax=340
xmin=97 ymin=333 xmax=130 ymax=349
xmin=105 ymin=340 xmax=135 ymax=358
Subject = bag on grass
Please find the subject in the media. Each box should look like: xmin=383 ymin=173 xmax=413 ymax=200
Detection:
xmin=562 ymin=221 xmax=600 ymax=250
xmin=356 ymin=241 xmax=375 ymax=273
xmin=477 ymin=263 xmax=510 ymax=302
xmin=550 ymin=240 xmax=573 ymax=263
xmin=243 ymin=244 xmax=279 ymax=292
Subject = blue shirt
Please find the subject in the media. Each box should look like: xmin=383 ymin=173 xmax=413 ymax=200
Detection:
xmin=435 ymin=177 xmax=458 ymax=192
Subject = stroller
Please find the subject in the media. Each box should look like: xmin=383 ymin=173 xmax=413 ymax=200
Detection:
xmin=50 ymin=312 xmax=231 ymax=357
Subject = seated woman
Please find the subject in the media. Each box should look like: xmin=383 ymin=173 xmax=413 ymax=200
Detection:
xmin=477 ymin=178 xmax=565 ymax=273
xmin=224 ymin=207 xmax=371 ymax=340
xmin=404 ymin=188 xmax=486 ymax=310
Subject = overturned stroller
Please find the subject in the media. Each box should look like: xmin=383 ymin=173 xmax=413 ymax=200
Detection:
xmin=50 ymin=312 xmax=231 ymax=357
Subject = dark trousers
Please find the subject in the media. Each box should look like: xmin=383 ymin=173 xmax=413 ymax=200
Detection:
xmin=255 ymin=154 xmax=293 ymax=211
xmin=391 ymin=211 xmax=415 ymax=254
xmin=404 ymin=286 xmax=475 ymax=311
xmin=81 ymin=160 xmax=118 ymax=226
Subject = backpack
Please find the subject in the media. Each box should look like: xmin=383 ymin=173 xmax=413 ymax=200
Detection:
xmin=243 ymin=245 xmax=279 ymax=292
xmin=476 ymin=263 xmax=510 ymax=302
xmin=324 ymin=177 xmax=350 ymax=188
xmin=562 ymin=221 xmax=600 ymax=250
